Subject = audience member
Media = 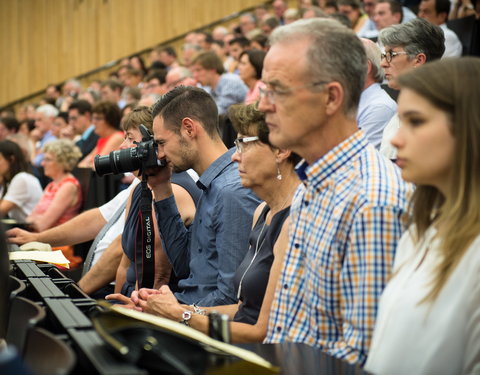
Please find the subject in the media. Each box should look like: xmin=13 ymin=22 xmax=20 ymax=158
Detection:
xmin=357 ymin=39 xmax=397 ymax=148
xmin=366 ymin=57 xmax=480 ymax=375
xmin=191 ymin=51 xmax=248 ymax=115
xmin=258 ymin=18 xmax=411 ymax=365
xmin=373 ymin=0 xmax=403 ymax=30
xmin=0 ymin=117 xmax=19 ymax=141
xmin=103 ymin=106 xmax=199 ymax=299
xmin=181 ymin=43 xmax=203 ymax=67
xmin=260 ymin=16 xmax=281 ymax=35
xmin=28 ymin=139 xmax=82 ymax=232
xmin=250 ymin=33 xmax=269 ymax=51
xmin=273 ymin=0 xmax=288 ymax=24
xmin=165 ymin=67 xmax=196 ymax=91
xmin=100 ymin=80 xmax=125 ymax=109
xmin=338 ymin=0 xmax=369 ymax=31
xmin=157 ymin=46 xmax=179 ymax=70
xmin=418 ymin=0 xmax=463 ymax=56
xmin=33 ymin=104 xmax=58 ymax=166
xmin=239 ymin=13 xmax=258 ymax=35
xmin=143 ymin=70 xmax=168 ymax=96
xmin=52 ymin=112 xmax=71 ymax=139
xmin=79 ymin=101 xmax=123 ymax=168
xmin=0 ymin=140 xmax=42 ymax=222
xmin=212 ymin=26 xmax=229 ymax=42
xmin=238 ymin=50 xmax=266 ymax=104
xmin=136 ymin=86 xmax=260 ymax=306
xmin=68 ymin=100 xmax=99 ymax=159
xmin=227 ymin=36 xmax=251 ymax=73
xmin=133 ymin=103 xmax=301 ymax=343
xmin=129 ymin=55 xmax=147 ymax=76
xmin=302 ymin=5 xmax=328 ymax=18
xmin=379 ymin=18 xmax=445 ymax=159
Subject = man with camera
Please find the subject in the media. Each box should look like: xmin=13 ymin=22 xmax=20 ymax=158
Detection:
xmin=136 ymin=86 xmax=260 ymax=308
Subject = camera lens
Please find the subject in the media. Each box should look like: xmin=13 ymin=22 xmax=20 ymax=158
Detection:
xmin=94 ymin=148 xmax=142 ymax=176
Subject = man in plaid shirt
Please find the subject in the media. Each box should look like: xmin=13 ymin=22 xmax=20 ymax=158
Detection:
xmin=258 ymin=18 xmax=411 ymax=365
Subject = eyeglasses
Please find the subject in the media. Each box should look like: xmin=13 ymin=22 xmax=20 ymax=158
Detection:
xmin=234 ymin=136 xmax=259 ymax=153
xmin=92 ymin=115 xmax=105 ymax=122
xmin=259 ymin=81 xmax=328 ymax=104
xmin=380 ymin=51 xmax=409 ymax=63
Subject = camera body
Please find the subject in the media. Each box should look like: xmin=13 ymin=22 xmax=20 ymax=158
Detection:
xmin=94 ymin=125 xmax=163 ymax=177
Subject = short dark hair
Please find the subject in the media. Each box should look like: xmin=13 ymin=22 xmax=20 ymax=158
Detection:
xmin=68 ymin=99 xmax=92 ymax=115
xmin=0 ymin=117 xmax=19 ymax=133
xmin=92 ymin=101 xmax=121 ymax=130
xmin=146 ymin=70 xmax=167 ymax=85
xmin=101 ymin=79 xmax=124 ymax=92
xmin=151 ymin=86 xmax=219 ymax=139
xmin=229 ymin=36 xmax=251 ymax=48
xmin=160 ymin=46 xmax=177 ymax=58
xmin=191 ymin=51 xmax=225 ymax=75
xmin=433 ymin=0 xmax=450 ymax=16
xmin=378 ymin=0 xmax=403 ymax=22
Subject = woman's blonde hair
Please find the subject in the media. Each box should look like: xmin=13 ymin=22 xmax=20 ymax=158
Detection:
xmin=121 ymin=106 xmax=153 ymax=133
xmin=43 ymin=139 xmax=82 ymax=172
xmin=397 ymin=57 xmax=480 ymax=302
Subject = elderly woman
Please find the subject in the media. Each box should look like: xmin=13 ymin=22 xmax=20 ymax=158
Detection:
xmin=130 ymin=103 xmax=300 ymax=343
xmin=28 ymin=139 xmax=82 ymax=232
xmin=365 ymin=58 xmax=480 ymax=374
xmin=378 ymin=18 xmax=445 ymax=159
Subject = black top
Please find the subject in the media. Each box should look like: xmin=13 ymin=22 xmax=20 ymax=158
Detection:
xmin=232 ymin=204 xmax=290 ymax=325
xmin=121 ymin=172 xmax=201 ymax=297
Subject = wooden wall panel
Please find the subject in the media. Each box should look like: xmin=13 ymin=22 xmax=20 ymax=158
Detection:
xmin=0 ymin=0 xmax=266 ymax=108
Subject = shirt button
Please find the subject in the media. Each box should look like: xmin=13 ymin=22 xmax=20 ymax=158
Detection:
xmin=304 ymin=200 xmax=309 ymax=207
xmin=198 ymin=248 xmax=202 ymax=253
xmin=276 ymin=326 xmax=282 ymax=333
xmin=294 ymin=243 xmax=300 ymax=249
xmin=283 ymin=284 xmax=288 ymax=289
xmin=189 ymin=274 xmax=193 ymax=278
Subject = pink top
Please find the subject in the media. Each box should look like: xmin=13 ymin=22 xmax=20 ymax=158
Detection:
xmin=244 ymin=80 xmax=265 ymax=105
xmin=31 ymin=176 xmax=82 ymax=227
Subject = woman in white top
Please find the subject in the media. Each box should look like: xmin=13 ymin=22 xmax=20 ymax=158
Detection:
xmin=365 ymin=57 xmax=480 ymax=374
xmin=0 ymin=140 xmax=43 ymax=222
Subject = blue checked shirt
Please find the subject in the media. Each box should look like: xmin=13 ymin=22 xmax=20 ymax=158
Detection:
xmin=265 ymin=131 xmax=411 ymax=365
xmin=210 ymin=73 xmax=248 ymax=115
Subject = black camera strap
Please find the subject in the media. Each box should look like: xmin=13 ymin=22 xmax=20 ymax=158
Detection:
xmin=134 ymin=179 xmax=155 ymax=289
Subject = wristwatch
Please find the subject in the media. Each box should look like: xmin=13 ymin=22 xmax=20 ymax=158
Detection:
xmin=181 ymin=310 xmax=192 ymax=326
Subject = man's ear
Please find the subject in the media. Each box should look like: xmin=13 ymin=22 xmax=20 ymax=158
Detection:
xmin=324 ymin=82 xmax=344 ymax=116
xmin=180 ymin=117 xmax=197 ymax=138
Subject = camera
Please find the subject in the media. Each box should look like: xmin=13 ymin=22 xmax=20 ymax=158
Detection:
xmin=94 ymin=124 xmax=163 ymax=177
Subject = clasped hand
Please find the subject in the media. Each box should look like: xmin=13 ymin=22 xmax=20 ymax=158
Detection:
xmin=106 ymin=285 xmax=183 ymax=320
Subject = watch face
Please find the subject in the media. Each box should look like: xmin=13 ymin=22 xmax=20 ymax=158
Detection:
xmin=182 ymin=311 xmax=192 ymax=320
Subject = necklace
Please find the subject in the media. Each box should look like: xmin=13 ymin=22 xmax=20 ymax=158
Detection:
xmin=236 ymin=216 xmax=268 ymax=300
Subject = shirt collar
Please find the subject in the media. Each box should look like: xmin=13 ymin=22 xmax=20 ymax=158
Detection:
xmin=196 ymin=148 xmax=235 ymax=191
xmin=295 ymin=130 xmax=368 ymax=185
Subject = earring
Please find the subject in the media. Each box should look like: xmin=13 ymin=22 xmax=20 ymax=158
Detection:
xmin=276 ymin=164 xmax=282 ymax=181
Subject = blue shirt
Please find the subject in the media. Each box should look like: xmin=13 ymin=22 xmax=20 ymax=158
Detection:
xmin=33 ymin=131 xmax=57 ymax=166
xmin=154 ymin=148 xmax=261 ymax=306
xmin=357 ymin=83 xmax=397 ymax=149
xmin=266 ymin=131 xmax=411 ymax=365
xmin=211 ymin=73 xmax=248 ymax=115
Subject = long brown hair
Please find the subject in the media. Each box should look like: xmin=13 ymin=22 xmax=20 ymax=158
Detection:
xmin=397 ymin=57 xmax=480 ymax=302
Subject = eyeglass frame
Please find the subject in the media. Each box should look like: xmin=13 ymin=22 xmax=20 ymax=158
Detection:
xmin=259 ymin=81 xmax=329 ymax=104
xmin=380 ymin=50 xmax=409 ymax=63
xmin=234 ymin=136 xmax=259 ymax=153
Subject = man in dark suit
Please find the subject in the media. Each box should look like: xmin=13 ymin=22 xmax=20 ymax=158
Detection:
xmin=68 ymin=100 xmax=99 ymax=159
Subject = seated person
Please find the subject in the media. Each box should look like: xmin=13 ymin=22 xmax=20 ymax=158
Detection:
xmin=127 ymin=103 xmax=301 ymax=343
xmin=104 ymin=106 xmax=199 ymax=297
xmin=28 ymin=139 xmax=83 ymax=267
xmin=78 ymin=101 xmax=124 ymax=168
xmin=0 ymin=140 xmax=43 ymax=222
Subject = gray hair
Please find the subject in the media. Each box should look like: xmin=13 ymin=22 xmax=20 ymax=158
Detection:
xmin=379 ymin=18 xmax=445 ymax=62
xmin=36 ymin=104 xmax=59 ymax=118
xmin=361 ymin=39 xmax=384 ymax=83
xmin=269 ymin=18 xmax=367 ymax=118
